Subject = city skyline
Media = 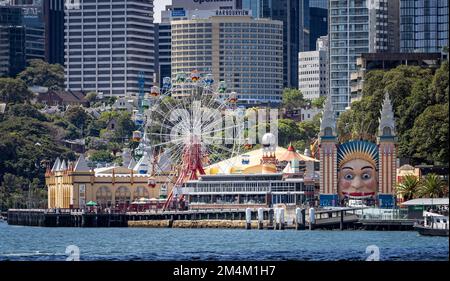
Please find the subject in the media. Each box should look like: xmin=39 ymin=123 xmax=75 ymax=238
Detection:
xmin=0 ymin=0 xmax=448 ymax=111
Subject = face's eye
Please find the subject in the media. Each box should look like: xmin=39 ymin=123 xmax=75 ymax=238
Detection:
xmin=344 ymin=174 xmax=354 ymax=180
xmin=361 ymin=173 xmax=371 ymax=180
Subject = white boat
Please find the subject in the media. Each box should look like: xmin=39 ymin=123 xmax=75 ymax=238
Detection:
xmin=414 ymin=211 xmax=449 ymax=237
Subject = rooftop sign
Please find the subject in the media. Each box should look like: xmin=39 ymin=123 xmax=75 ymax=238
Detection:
xmin=215 ymin=9 xmax=249 ymax=16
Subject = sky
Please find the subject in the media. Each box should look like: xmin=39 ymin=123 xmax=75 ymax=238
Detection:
xmin=154 ymin=0 xmax=172 ymax=23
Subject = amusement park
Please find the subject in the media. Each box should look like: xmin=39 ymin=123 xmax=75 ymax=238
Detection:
xmin=0 ymin=0 xmax=448 ymax=268
xmin=39 ymin=68 xmax=406 ymax=214
xmin=44 ymin=69 xmax=306 ymax=213
xmin=0 ymin=64 xmax=438 ymax=237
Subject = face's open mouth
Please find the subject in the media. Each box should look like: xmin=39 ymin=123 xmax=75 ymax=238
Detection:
xmin=342 ymin=192 xmax=375 ymax=199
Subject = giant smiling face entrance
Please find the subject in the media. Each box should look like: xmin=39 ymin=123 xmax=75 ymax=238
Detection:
xmin=337 ymin=141 xmax=379 ymax=204
xmin=338 ymin=158 xmax=377 ymax=199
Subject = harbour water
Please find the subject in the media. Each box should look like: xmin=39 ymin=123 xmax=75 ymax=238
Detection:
xmin=0 ymin=223 xmax=448 ymax=261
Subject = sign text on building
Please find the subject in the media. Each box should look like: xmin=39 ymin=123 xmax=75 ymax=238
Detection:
xmin=215 ymin=9 xmax=249 ymax=16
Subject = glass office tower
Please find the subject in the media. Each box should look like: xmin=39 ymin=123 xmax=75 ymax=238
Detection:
xmin=242 ymin=0 xmax=309 ymax=88
xmin=400 ymin=0 xmax=448 ymax=53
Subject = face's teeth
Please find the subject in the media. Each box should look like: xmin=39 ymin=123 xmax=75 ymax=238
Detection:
xmin=343 ymin=192 xmax=375 ymax=199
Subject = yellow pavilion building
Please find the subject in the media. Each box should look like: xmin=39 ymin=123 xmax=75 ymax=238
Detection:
xmin=45 ymin=154 xmax=172 ymax=209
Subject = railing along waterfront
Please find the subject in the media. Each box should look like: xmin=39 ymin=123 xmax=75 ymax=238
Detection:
xmin=357 ymin=208 xmax=409 ymax=220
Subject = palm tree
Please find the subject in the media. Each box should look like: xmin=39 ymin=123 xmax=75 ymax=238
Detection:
xmin=395 ymin=174 xmax=421 ymax=201
xmin=419 ymin=173 xmax=448 ymax=198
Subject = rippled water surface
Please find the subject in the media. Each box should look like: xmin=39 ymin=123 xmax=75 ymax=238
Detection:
xmin=0 ymin=223 xmax=448 ymax=261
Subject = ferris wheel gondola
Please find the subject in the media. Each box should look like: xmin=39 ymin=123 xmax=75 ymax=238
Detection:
xmin=190 ymin=70 xmax=201 ymax=82
xmin=147 ymin=178 xmax=156 ymax=188
xmin=228 ymin=91 xmax=238 ymax=104
xmin=150 ymin=86 xmax=160 ymax=98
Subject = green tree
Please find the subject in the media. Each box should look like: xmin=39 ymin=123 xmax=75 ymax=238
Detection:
xmin=65 ymin=123 xmax=82 ymax=139
xmin=0 ymin=116 xmax=74 ymax=181
xmin=409 ymin=104 xmax=449 ymax=164
xmin=337 ymin=64 xmax=448 ymax=166
xmin=298 ymin=115 xmax=321 ymax=144
xmin=113 ymin=111 xmax=136 ymax=143
xmin=0 ymin=185 xmax=7 ymax=210
xmin=336 ymin=109 xmax=355 ymax=143
xmin=429 ymin=60 xmax=449 ymax=104
xmin=99 ymin=110 xmax=119 ymax=124
xmin=6 ymin=103 xmax=47 ymax=121
xmin=0 ymin=95 xmax=81 ymax=209
xmin=395 ymin=174 xmax=421 ymax=201
xmin=0 ymin=173 xmax=30 ymax=210
xmin=107 ymin=142 xmax=122 ymax=156
xmin=17 ymin=59 xmax=64 ymax=90
xmin=0 ymin=78 xmax=33 ymax=104
xmin=419 ymin=173 xmax=448 ymax=198
xmin=277 ymin=118 xmax=301 ymax=147
xmin=103 ymin=96 xmax=117 ymax=106
xmin=85 ymin=92 xmax=97 ymax=107
xmin=89 ymin=150 xmax=115 ymax=163
xmin=281 ymin=88 xmax=306 ymax=111
xmin=311 ymin=96 xmax=326 ymax=109
xmin=290 ymin=140 xmax=307 ymax=152
xmin=86 ymin=118 xmax=107 ymax=137
xmin=64 ymin=106 xmax=92 ymax=133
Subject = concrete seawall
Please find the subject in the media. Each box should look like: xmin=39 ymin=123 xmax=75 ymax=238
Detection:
xmin=128 ymin=220 xmax=173 ymax=228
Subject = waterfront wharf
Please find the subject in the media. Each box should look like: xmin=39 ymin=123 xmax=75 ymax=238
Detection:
xmin=7 ymin=209 xmax=128 ymax=227
xmin=6 ymin=207 xmax=415 ymax=230
xmin=311 ymin=208 xmax=362 ymax=230
xmin=7 ymin=208 xmax=272 ymax=228
xmin=357 ymin=219 xmax=415 ymax=230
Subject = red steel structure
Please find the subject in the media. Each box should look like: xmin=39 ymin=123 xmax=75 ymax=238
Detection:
xmin=163 ymin=136 xmax=205 ymax=210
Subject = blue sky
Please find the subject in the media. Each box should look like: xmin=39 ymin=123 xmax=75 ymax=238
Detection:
xmin=154 ymin=0 xmax=172 ymax=23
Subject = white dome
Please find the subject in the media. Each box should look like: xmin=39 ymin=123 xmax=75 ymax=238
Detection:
xmin=262 ymin=133 xmax=276 ymax=146
xmin=304 ymin=148 xmax=311 ymax=157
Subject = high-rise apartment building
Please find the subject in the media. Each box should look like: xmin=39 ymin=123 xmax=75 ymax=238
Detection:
xmin=171 ymin=13 xmax=283 ymax=105
xmin=242 ymin=0 xmax=309 ymax=88
xmin=155 ymin=1 xmax=242 ymax=87
xmin=298 ymin=36 xmax=328 ymax=100
xmin=11 ymin=0 xmax=45 ymax=61
xmin=309 ymin=0 xmax=327 ymax=52
xmin=154 ymin=21 xmax=171 ymax=87
xmin=43 ymin=0 xmax=64 ymax=65
xmin=65 ymin=0 xmax=155 ymax=96
xmin=154 ymin=4 xmax=174 ymax=88
xmin=328 ymin=0 xmax=389 ymax=114
xmin=400 ymin=0 xmax=448 ymax=53
xmin=0 ymin=5 xmax=26 ymax=77
xmin=387 ymin=0 xmax=400 ymax=52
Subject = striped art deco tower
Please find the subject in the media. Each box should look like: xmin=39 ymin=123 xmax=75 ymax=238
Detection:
xmin=377 ymin=92 xmax=397 ymax=196
xmin=318 ymin=96 xmax=338 ymax=205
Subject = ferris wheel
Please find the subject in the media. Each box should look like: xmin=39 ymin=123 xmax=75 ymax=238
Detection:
xmin=140 ymin=70 xmax=245 ymax=210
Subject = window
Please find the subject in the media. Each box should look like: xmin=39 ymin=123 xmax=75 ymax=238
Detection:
xmin=324 ymin=127 xmax=333 ymax=136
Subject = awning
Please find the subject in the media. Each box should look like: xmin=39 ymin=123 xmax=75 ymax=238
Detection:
xmin=401 ymin=198 xmax=449 ymax=206
xmin=86 ymin=201 xmax=97 ymax=206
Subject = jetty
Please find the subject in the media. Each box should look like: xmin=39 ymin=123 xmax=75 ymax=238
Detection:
xmin=6 ymin=207 xmax=416 ymax=230
xmin=7 ymin=208 xmax=269 ymax=228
